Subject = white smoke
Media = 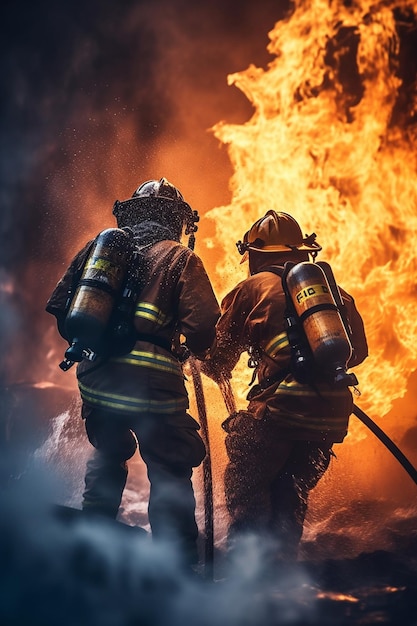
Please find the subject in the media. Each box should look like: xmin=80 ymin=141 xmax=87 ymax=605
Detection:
xmin=0 ymin=402 xmax=326 ymax=626
xmin=1 ymin=391 xmax=417 ymax=625
xmin=0 ymin=458 xmax=322 ymax=626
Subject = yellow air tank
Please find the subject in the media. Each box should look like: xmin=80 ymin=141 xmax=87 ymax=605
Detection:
xmin=284 ymin=261 xmax=354 ymax=387
xmin=64 ymin=228 xmax=134 ymax=362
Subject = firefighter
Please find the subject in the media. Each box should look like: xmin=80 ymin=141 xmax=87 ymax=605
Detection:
xmin=202 ymin=210 xmax=368 ymax=564
xmin=46 ymin=178 xmax=220 ymax=569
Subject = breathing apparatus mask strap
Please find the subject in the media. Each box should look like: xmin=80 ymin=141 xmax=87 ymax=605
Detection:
xmin=184 ymin=208 xmax=199 ymax=250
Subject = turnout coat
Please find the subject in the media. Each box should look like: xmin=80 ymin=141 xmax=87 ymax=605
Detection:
xmin=47 ymin=238 xmax=220 ymax=418
xmin=211 ymin=266 xmax=368 ymax=443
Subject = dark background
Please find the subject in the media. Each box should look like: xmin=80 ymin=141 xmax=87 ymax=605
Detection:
xmin=0 ymin=0 xmax=293 ymax=384
xmin=0 ymin=0 xmax=293 ymax=265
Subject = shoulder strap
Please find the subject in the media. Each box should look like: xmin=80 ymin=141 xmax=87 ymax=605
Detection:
xmin=261 ymin=263 xmax=317 ymax=387
xmin=135 ymin=332 xmax=172 ymax=353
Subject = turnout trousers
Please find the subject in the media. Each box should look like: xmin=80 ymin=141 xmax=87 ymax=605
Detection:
xmin=81 ymin=407 xmax=206 ymax=566
xmin=223 ymin=411 xmax=332 ymax=561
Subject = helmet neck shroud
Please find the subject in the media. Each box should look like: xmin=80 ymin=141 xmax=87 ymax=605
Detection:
xmin=249 ymin=249 xmax=310 ymax=275
xmin=113 ymin=178 xmax=199 ymax=245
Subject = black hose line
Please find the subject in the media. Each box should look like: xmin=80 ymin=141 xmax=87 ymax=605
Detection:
xmin=189 ymin=357 xmax=214 ymax=580
xmin=352 ymin=404 xmax=417 ymax=486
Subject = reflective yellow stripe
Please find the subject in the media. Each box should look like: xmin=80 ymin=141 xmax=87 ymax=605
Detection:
xmin=78 ymin=381 xmax=187 ymax=414
xmin=112 ymin=350 xmax=182 ymax=375
xmin=264 ymin=331 xmax=289 ymax=357
xmin=270 ymin=380 xmax=349 ymax=431
xmin=275 ymin=380 xmax=349 ymax=397
xmin=276 ymin=413 xmax=347 ymax=430
xmin=135 ymin=302 xmax=166 ymax=325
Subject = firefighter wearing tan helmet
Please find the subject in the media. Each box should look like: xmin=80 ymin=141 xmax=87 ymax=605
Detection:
xmin=46 ymin=178 xmax=220 ymax=570
xmin=203 ymin=209 xmax=368 ymax=565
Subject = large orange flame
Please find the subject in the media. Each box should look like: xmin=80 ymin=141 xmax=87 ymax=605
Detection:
xmin=205 ymin=0 xmax=417 ymax=433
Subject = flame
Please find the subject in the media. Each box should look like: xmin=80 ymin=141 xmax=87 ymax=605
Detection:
xmin=316 ymin=591 xmax=359 ymax=603
xmin=205 ymin=0 xmax=417 ymax=428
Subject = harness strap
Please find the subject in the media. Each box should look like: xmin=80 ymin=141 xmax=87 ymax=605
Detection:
xmin=135 ymin=332 xmax=172 ymax=352
xmin=246 ymin=367 xmax=290 ymax=400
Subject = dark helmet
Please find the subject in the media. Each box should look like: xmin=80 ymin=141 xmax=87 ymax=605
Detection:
xmin=236 ymin=210 xmax=321 ymax=262
xmin=131 ymin=178 xmax=187 ymax=204
xmin=113 ymin=178 xmax=199 ymax=240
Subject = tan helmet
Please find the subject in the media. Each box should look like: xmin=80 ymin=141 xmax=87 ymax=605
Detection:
xmin=237 ymin=210 xmax=321 ymax=258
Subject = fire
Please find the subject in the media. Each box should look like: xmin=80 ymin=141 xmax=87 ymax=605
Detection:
xmin=316 ymin=591 xmax=359 ymax=603
xmin=205 ymin=0 xmax=417 ymax=430
xmin=11 ymin=0 xmax=415 ymax=558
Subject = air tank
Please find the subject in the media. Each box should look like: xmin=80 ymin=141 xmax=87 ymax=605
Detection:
xmin=284 ymin=261 xmax=354 ymax=387
xmin=64 ymin=228 xmax=135 ymax=362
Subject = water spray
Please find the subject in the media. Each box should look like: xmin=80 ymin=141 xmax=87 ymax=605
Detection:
xmin=217 ymin=378 xmax=417 ymax=488
xmin=188 ymin=356 xmax=214 ymax=581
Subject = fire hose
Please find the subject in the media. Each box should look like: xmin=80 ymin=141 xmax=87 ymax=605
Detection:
xmin=352 ymin=404 xmax=417 ymax=486
xmin=188 ymin=357 xmax=214 ymax=580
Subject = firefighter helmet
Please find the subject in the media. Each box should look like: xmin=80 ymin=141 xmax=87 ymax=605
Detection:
xmin=131 ymin=178 xmax=187 ymax=204
xmin=112 ymin=178 xmax=199 ymax=238
xmin=237 ymin=210 xmax=321 ymax=256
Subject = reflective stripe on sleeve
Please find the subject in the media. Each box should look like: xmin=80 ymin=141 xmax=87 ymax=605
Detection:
xmin=274 ymin=380 xmax=349 ymax=397
xmin=264 ymin=331 xmax=289 ymax=357
xmin=273 ymin=411 xmax=348 ymax=430
xmin=135 ymin=302 xmax=167 ymax=326
xmin=78 ymin=381 xmax=188 ymax=414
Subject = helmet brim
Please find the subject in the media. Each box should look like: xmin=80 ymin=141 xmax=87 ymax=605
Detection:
xmin=247 ymin=241 xmax=322 ymax=253
xmin=240 ymin=241 xmax=322 ymax=263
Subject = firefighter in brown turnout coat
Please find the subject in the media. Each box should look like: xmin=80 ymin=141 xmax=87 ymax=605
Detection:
xmin=46 ymin=179 xmax=220 ymax=567
xmin=203 ymin=210 xmax=368 ymax=563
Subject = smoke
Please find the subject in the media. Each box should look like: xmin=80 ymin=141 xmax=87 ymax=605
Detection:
xmin=2 ymin=450 xmax=416 ymax=625
xmin=1 ymin=396 xmax=416 ymax=625
xmin=0 ymin=444 xmax=323 ymax=626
